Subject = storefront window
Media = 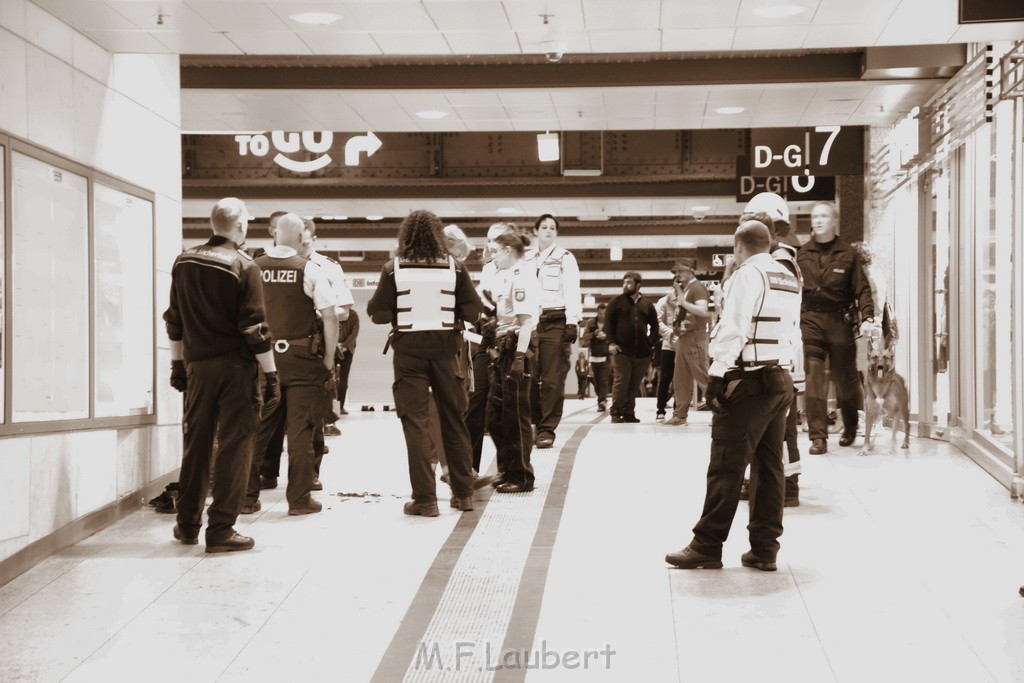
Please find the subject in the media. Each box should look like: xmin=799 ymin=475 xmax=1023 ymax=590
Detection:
xmin=0 ymin=144 xmax=5 ymax=423
xmin=930 ymin=170 xmax=952 ymax=430
xmin=891 ymin=180 xmax=919 ymax=417
xmin=973 ymin=101 xmax=1015 ymax=451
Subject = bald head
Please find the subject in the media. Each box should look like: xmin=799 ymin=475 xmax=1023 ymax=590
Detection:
xmin=210 ymin=197 xmax=249 ymax=239
xmin=733 ymin=220 xmax=772 ymax=267
xmin=274 ymin=213 xmax=305 ymax=250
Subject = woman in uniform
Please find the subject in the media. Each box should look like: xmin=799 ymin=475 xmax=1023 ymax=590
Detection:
xmin=486 ymin=227 xmax=541 ymax=493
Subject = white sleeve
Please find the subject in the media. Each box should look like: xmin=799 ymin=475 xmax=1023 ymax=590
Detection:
xmin=305 ymin=262 xmax=338 ymax=312
xmin=708 ymin=266 xmax=763 ymax=377
xmin=561 ymin=250 xmax=583 ymax=325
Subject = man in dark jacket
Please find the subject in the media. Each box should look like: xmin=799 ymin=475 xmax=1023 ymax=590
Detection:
xmin=797 ymin=202 xmax=875 ymax=454
xmin=605 ymin=272 xmax=659 ymax=423
xmin=581 ymin=303 xmax=611 ymax=411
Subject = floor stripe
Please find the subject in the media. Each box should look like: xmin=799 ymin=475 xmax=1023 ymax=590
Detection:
xmin=370 ymin=404 xmax=604 ymax=683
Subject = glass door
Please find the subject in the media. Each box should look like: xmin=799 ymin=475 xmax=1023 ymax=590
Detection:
xmin=929 ymin=168 xmax=952 ymax=435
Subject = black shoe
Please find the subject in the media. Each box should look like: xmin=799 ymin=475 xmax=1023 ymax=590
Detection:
xmin=839 ymin=431 xmax=857 ymax=447
xmin=809 ymin=438 xmax=827 ymax=455
xmin=622 ymin=416 xmax=640 ymax=423
xmin=1019 ymin=585 xmax=1024 ymax=598
xmin=739 ymin=479 xmax=750 ymax=501
xmin=323 ymin=444 xmax=330 ymax=455
xmin=449 ymin=496 xmax=474 ymax=511
xmin=597 ymin=403 xmax=606 ymax=412
xmin=240 ymin=499 xmax=261 ymax=514
xmin=206 ymin=532 xmax=255 ymax=554
xmin=491 ymin=473 xmax=506 ymax=487
xmin=311 ymin=478 xmax=323 ymax=491
xmin=172 ymin=524 xmax=198 ymax=545
xmin=610 ymin=415 xmax=623 ymax=423
xmin=784 ymin=497 xmax=800 ymax=507
xmin=696 ymin=402 xmax=711 ymax=412
xmin=665 ymin=546 xmax=723 ymax=569
xmin=473 ymin=474 xmax=494 ymax=489
xmin=323 ymin=424 xmax=341 ymax=436
xmin=403 ymin=500 xmax=439 ymax=517
xmin=741 ymin=550 xmax=777 ymax=571
xmin=536 ymin=434 xmax=555 ymax=448
xmin=656 ymin=411 xmax=666 ymax=421
xmin=259 ymin=475 xmax=278 ymax=490
xmin=339 ymin=408 xmax=348 ymax=415
xmin=288 ymin=498 xmax=323 ymax=516
xmin=495 ymin=482 xmax=535 ymax=493
xmin=827 ymin=410 xmax=837 ymax=425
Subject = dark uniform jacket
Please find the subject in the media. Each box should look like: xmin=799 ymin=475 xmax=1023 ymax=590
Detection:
xmin=604 ymin=293 xmax=659 ymax=358
xmin=164 ymin=236 xmax=272 ymax=362
xmin=581 ymin=317 xmax=610 ymax=357
xmin=796 ymin=238 xmax=874 ymax=320
xmin=367 ymin=258 xmax=484 ymax=359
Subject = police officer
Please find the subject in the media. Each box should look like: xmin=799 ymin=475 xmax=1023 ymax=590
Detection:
xmin=487 ymin=228 xmax=541 ymax=493
xmin=527 ymin=214 xmax=582 ymax=449
xmin=164 ymin=197 xmax=280 ymax=554
xmin=367 ymin=210 xmax=483 ymax=516
xmin=797 ymin=201 xmax=874 ymax=454
xmin=665 ymin=220 xmax=799 ymax=571
xmin=245 ymin=213 xmax=339 ymax=516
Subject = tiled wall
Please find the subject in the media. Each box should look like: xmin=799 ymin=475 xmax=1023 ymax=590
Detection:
xmin=0 ymin=0 xmax=182 ymax=565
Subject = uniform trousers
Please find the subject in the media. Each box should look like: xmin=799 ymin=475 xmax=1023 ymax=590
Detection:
xmin=392 ymin=353 xmax=475 ymax=504
xmin=671 ymin=336 xmax=710 ymax=420
xmin=655 ymin=346 xmax=676 ymax=413
xmin=487 ymin=341 xmax=535 ymax=487
xmin=801 ymin=310 xmax=862 ymax=440
xmin=590 ymin=360 xmax=610 ymax=405
xmin=689 ymin=365 xmax=794 ymax=560
xmin=466 ymin=346 xmax=491 ymax=473
xmin=336 ymin=350 xmax=354 ymax=406
xmin=177 ymin=353 xmax=260 ymax=544
xmin=610 ymin=353 xmax=651 ymax=419
xmin=531 ymin=314 xmax=571 ymax=438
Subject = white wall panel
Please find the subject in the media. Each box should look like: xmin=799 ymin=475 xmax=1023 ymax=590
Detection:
xmin=25 ymin=44 xmax=75 ymax=157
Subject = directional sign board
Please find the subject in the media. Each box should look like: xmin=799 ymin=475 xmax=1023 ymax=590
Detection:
xmin=749 ymin=126 xmax=864 ymax=176
xmin=735 ymin=157 xmax=836 ymax=202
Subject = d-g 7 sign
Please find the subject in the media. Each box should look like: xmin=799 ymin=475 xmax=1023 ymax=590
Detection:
xmin=750 ymin=126 xmax=864 ymax=176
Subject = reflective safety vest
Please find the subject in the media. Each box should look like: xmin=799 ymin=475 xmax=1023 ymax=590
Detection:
xmin=771 ymin=242 xmax=805 ymax=391
xmin=394 ymin=257 xmax=458 ymax=332
xmin=772 ymin=242 xmax=802 ymax=286
xmin=739 ymin=261 xmax=802 ymax=368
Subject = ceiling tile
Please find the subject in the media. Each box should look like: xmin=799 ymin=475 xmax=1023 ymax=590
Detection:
xmin=555 ymin=104 xmax=603 ymax=120
xmin=498 ymin=90 xmax=553 ymax=106
xmin=516 ymin=29 xmax=592 ymax=54
xmin=453 ymin=104 xmax=509 ymax=118
xmin=607 ymin=117 xmax=655 ymax=129
xmin=662 ymin=28 xmax=736 ymax=51
xmin=343 ymin=2 xmax=437 ymax=31
xmin=801 ymin=23 xmax=881 ymax=48
xmin=949 ymin=21 xmax=1024 ymax=44
xmin=30 ymin=0 xmax=136 ymax=31
xmin=424 ymin=1 xmax=510 ymax=31
xmin=417 ymin=117 xmax=468 ymax=132
xmin=811 ymin=0 xmax=900 ymax=24
xmin=662 ymin=0 xmax=742 ymax=28
xmin=83 ymin=29 xmax=174 ymax=53
xmin=605 ymin=102 xmax=655 ymax=118
xmin=503 ymin=0 xmax=587 ymax=30
xmin=0 ymin=0 xmax=27 ymax=35
xmin=372 ymin=31 xmax=452 ymax=55
xmin=588 ymin=29 xmax=661 ymax=52
xmin=263 ymin=2 xmax=368 ymax=31
xmin=159 ymin=29 xmax=242 ymax=53
xmin=550 ymin=89 xmax=606 ymax=105
xmin=186 ymin=1 xmax=290 ymax=31
xmin=446 ymin=91 xmax=503 ymax=106
xmin=736 ymin=0 xmax=820 ymax=27
xmin=227 ymin=30 xmax=314 ymax=54
xmin=504 ymin=104 xmax=557 ymax=117
xmin=445 ymin=31 xmax=521 ymax=55
xmin=874 ymin=0 xmax=957 ymax=45
xmin=582 ymin=0 xmax=660 ymax=30
xmin=393 ymin=91 xmax=454 ymax=109
xmin=732 ymin=24 xmax=809 ymax=49
xmin=510 ymin=117 xmax=559 ymax=130
xmin=106 ymin=1 xmax=214 ymax=32
xmin=297 ymin=30 xmax=382 ymax=55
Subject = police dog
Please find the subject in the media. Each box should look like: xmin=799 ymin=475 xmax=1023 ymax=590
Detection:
xmin=859 ymin=337 xmax=910 ymax=455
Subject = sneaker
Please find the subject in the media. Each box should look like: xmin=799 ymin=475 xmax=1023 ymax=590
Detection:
xmin=665 ymin=546 xmax=723 ymax=569
xmin=740 ymin=550 xmax=777 ymax=571
xmin=809 ymin=438 xmax=827 ymax=455
xmin=259 ymin=476 xmax=278 ymax=490
xmin=288 ymin=498 xmax=323 ymax=516
xmin=240 ymin=499 xmax=262 ymax=514
xmin=323 ymin=424 xmax=342 ymax=436
xmin=662 ymin=415 xmax=688 ymax=426
xmin=403 ymin=500 xmax=440 ymax=517
xmin=656 ymin=411 xmax=666 ymax=421
xmin=838 ymin=430 xmax=857 ymax=447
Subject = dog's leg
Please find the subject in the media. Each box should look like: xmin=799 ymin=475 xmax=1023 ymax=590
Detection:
xmin=901 ymin=402 xmax=910 ymax=449
xmin=858 ymin=403 xmax=874 ymax=456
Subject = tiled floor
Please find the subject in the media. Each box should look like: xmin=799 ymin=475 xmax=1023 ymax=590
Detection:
xmin=2 ymin=399 xmax=1023 ymax=682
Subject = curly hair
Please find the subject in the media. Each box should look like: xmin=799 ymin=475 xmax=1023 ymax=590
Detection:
xmin=397 ymin=210 xmax=447 ymax=262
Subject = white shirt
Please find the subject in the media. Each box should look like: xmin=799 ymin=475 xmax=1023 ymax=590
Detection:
xmin=709 ymin=252 xmax=800 ymax=377
xmin=527 ymin=244 xmax=582 ymax=325
xmin=263 ymin=245 xmax=338 ymax=312
xmin=494 ymin=261 xmax=541 ymax=336
xmin=309 ymin=249 xmax=355 ymax=316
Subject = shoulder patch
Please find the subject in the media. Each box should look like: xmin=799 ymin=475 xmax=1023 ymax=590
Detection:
xmin=514 ymin=289 xmax=526 ymax=302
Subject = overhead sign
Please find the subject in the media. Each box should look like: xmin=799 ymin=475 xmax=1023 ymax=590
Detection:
xmin=959 ymin=0 xmax=1024 ymax=23
xmin=749 ymin=126 xmax=863 ymax=176
xmin=735 ymin=156 xmax=836 ymax=202
xmin=233 ymin=131 xmax=383 ymax=173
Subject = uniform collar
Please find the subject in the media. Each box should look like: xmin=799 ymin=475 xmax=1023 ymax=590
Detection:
xmin=537 ymin=243 xmax=559 ymax=260
xmin=207 ymin=235 xmax=240 ymax=249
xmin=265 ymin=245 xmax=298 ymax=258
xmin=744 ymin=253 xmax=777 ymax=266
xmin=804 ymin=237 xmax=841 ymax=252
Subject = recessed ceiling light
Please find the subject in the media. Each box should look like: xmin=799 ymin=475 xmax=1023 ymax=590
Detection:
xmin=290 ymin=12 xmax=343 ymax=25
xmin=678 ymin=241 xmax=696 ymax=248
xmin=333 ymin=215 xmax=348 ymax=220
xmin=752 ymin=4 xmax=808 ymax=18
xmin=714 ymin=106 xmax=746 ymax=115
xmin=496 ymin=207 xmax=520 ymax=214
xmin=415 ymin=110 xmax=449 ymax=119
xmin=691 ymin=205 xmax=711 ymax=212
xmin=365 ymin=215 xmax=384 ymax=221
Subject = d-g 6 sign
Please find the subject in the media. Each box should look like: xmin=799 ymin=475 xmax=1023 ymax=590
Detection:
xmin=234 ymin=131 xmax=383 ymax=173
xmin=750 ymin=126 xmax=864 ymax=176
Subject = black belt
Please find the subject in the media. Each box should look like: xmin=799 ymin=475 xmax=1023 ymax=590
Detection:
xmin=801 ymin=303 xmax=848 ymax=313
xmin=273 ymin=337 xmax=311 ymax=353
xmin=539 ymin=309 xmax=566 ymax=322
xmin=736 ymin=359 xmax=779 ymax=370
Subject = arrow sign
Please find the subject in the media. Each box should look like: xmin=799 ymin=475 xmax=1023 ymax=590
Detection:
xmin=345 ymin=131 xmax=382 ymax=166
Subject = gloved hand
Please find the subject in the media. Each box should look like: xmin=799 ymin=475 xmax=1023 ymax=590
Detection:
xmin=706 ymin=375 xmax=729 ymax=413
xmin=563 ymin=324 xmax=578 ymax=343
xmin=262 ymin=371 xmax=281 ymax=413
xmin=322 ymin=366 xmax=338 ymax=397
xmin=508 ymin=351 xmax=527 ymax=382
xmin=169 ymin=360 xmax=187 ymax=393
xmin=478 ymin=316 xmax=498 ymax=348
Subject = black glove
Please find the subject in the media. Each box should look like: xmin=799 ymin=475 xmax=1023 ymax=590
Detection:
xmin=563 ymin=324 xmax=578 ymax=344
xmin=706 ymin=375 xmax=729 ymax=413
xmin=478 ymin=316 xmax=498 ymax=348
xmin=322 ymin=366 xmax=338 ymax=396
xmin=508 ymin=351 xmax=527 ymax=382
xmin=169 ymin=360 xmax=187 ymax=393
xmin=262 ymin=371 xmax=281 ymax=413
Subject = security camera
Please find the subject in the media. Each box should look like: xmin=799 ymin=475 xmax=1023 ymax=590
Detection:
xmin=541 ymin=40 xmax=567 ymax=63
xmin=545 ymin=51 xmax=564 ymax=63
xmin=693 ymin=210 xmax=707 ymax=222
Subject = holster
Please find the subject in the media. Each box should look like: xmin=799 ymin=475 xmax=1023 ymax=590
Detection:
xmin=309 ymin=319 xmax=325 ymax=358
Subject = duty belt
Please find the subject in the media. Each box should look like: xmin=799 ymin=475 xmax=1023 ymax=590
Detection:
xmin=736 ymin=359 xmax=779 ymax=371
xmin=273 ymin=337 xmax=311 ymax=353
xmin=539 ymin=309 xmax=566 ymax=322
xmin=801 ymin=302 xmax=848 ymax=313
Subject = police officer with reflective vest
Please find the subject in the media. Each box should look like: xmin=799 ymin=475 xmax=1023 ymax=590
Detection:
xmin=527 ymin=214 xmax=582 ymax=449
xmin=164 ymin=197 xmax=279 ymax=554
xmin=666 ymin=220 xmax=799 ymax=571
xmin=245 ymin=213 xmax=339 ymax=516
xmin=487 ymin=228 xmax=542 ymax=493
xmin=797 ymin=201 xmax=874 ymax=454
xmin=367 ymin=210 xmax=484 ymax=517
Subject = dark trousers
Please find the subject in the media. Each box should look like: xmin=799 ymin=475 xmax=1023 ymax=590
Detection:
xmin=486 ymin=345 xmax=535 ymax=487
xmin=611 ymin=353 xmax=650 ymax=418
xmin=466 ymin=347 xmax=491 ymax=472
xmin=531 ymin=315 xmax=571 ymax=438
xmin=802 ymin=311 xmax=862 ymax=440
xmin=576 ymin=372 xmax=590 ymax=398
xmin=259 ymin=409 xmax=287 ymax=478
xmin=671 ymin=338 xmax=710 ymax=420
xmin=690 ymin=366 xmax=794 ymax=559
xmin=590 ymin=361 xmax=610 ymax=404
xmin=656 ymin=346 xmax=676 ymax=413
xmin=177 ymin=354 xmax=260 ymax=544
xmin=336 ymin=350 xmax=354 ymax=405
xmin=392 ymin=353 xmax=475 ymax=503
